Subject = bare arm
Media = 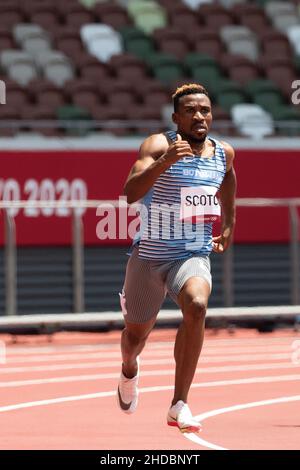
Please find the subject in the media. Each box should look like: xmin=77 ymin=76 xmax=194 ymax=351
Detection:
xmin=124 ymin=133 xmax=193 ymax=204
xmin=212 ymin=142 xmax=237 ymax=253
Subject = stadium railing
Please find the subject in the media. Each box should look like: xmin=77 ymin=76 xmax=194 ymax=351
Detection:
xmin=0 ymin=198 xmax=299 ymax=333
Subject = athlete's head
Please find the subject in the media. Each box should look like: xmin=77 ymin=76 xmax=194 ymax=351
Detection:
xmin=172 ymin=83 xmax=212 ymax=143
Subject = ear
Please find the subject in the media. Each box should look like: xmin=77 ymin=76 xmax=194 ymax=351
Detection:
xmin=172 ymin=112 xmax=178 ymax=125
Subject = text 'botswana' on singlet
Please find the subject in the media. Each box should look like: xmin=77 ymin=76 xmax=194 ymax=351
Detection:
xmin=133 ymin=131 xmax=227 ymax=260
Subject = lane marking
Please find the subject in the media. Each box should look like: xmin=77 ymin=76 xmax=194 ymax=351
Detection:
xmin=0 ymin=359 xmax=298 ymax=375
xmin=4 ymin=337 xmax=296 ymax=357
xmin=1 ymin=374 xmax=300 ymax=412
xmin=1 ymin=350 xmax=292 ymax=366
xmin=1 ymin=371 xmax=300 ymax=388
xmin=184 ymin=395 xmax=300 ymax=450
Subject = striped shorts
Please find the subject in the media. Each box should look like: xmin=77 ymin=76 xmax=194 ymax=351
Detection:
xmin=119 ymin=245 xmax=212 ymax=324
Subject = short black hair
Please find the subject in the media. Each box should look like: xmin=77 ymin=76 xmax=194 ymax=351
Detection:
xmin=172 ymin=83 xmax=209 ymax=112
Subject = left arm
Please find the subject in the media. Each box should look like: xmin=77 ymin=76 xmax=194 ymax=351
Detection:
xmin=212 ymin=142 xmax=237 ymax=253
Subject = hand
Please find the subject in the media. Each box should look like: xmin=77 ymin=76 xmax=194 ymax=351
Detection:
xmin=212 ymin=226 xmax=234 ymax=253
xmin=163 ymin=133 xmax=194 ymax=164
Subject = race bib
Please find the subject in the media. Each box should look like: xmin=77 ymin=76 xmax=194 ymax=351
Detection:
xmin=180 ymin=185 xmax=221 ymax=223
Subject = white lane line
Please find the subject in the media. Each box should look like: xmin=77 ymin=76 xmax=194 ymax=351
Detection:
xmin=3 ymin=344 xmax=122 ymax=355
xmin=1 ymin=375 xmax=300 ymax=414
xmin=0 ymin=347 xmax=292 ymax=372
xmin=0 ymin=356 xmax=298 ymax=376
xmin=0 ymin=360 xmax=298 ymax=376
xmin=184 ymin=395 xmax=300 ymax=450
xmin=0 ymin=365 xmax=300 ymax=388
xmin=2 ymin=343 xmax=292 ymax=364
xmin=4 ymin=339 xmax=296 ymax=357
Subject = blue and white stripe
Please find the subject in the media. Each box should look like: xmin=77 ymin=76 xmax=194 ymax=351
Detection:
xmin=134 ymin=131 xmax=226 ymax=260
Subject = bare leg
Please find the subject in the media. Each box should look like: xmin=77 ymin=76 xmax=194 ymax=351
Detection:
xmin=121 ymin=317 xmax=156 ymax=378
xmin=171 ymin=277 xmax=210 ymax=406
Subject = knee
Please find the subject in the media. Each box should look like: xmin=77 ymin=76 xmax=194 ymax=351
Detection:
xmin=183 ymin=297 xmax=207 ymax=325
xmin=124 ymin=328 xmax=149 ymax=347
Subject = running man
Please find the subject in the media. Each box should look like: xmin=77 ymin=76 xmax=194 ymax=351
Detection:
xmin=117 ymin=83 xmax=236 ymax=433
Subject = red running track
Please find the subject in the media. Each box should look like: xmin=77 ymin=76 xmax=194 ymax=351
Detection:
xmin=0 ymin=328 xmax=300 ymax=450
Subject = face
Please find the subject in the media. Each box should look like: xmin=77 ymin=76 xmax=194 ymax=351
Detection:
xmin=172 ymin=93 xmax=212 ymax=143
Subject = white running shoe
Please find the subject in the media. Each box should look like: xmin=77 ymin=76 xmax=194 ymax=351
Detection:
xmin=167 ymin=400 xmax=202 ymax=433
xmin=117 ymin=357 xmax=139 ymax=414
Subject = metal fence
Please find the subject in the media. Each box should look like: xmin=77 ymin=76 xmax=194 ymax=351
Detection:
xmin=1 ymin=198 xmax=299 ymax=316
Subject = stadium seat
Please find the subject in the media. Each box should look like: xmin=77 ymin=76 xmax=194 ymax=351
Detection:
xmin=96 ymin=78 xmax=136 ymax=97
xmin=1 ymin=50 xmax=38 ymax=86
xmin=221 ymin=25 xmax=259 ymax=61
xmin=71 ymin=90 xmax=102 ymax=113
xmin=238 ymin=12 xmax=271 ymax=34
xmin=201 ymin=10 xmax=235 ymax=29
xmin=193 ymin=29 xmax=224 ymax=60
xmin=183 ymin=0 xmax=215 ymax=10
xmin=270 ymin=105 xmax=300 ymax=136
xmin=265 ymin=1 xmax=296 ymax=19
xmin=231 ymin=103 xmax=274 ymax=138
xmin=21 ymin=105 xmax=59 ymax=136
xmin=57 ymin=105 xmax=93 ymax=136
xmin=260 ymin=30 xmax=293 ymax=58
xmin=92 ymin=2 xmax=131 ymax=30
xmin=221 ymin=54 xmax=260 ymax=85
xmin=107 ymin=90 xmax=138 ymax=107
xmin=55 ymin=29 xmax=85 ymax=59
xmin=153 ymin=28 xmax=190 ymax=60
xmin=245 ymin=78 xmax=283 ymax=96
xmin=142 ymin=89 xmax=169 ymax=107
xmin=252 ymin=89 xmax=286 ymax=114
xmin=215 ymin=80 xmax=248 ymax=112
xmin=33 ymin=87 xmax=66 ymax=112
xmin=286 ymin=25 xmax=300 ymax=56
xmin=64 ymin=7 xmax=95 ymax=28
xmin=133 ymin=77 xmax=169 ymax=97
xmin=0 ymin=6 xmax=24 ymax=28
xmin=6 ymin=83 xmax=31 ymax=108
xmin=0 ymin=106 xmax=21 ymax=136
xmin=185 ymin=52 xmax=218 ymax=70
xmin=108 ymin=53 xmax=148 ymax=81
xmin=76 ymin=55 xmax=111 ymax=81
xmin=133 ymin=10 xmax=167 ymax=35
xmin=220 ymin=25 xmax=254 ymax=43
xmin=147 ymin=53 xmax=185 ymax=85
xmin=127 ymin=105 xmax=163 ymax=135
xmin=120 ymin=26 xmax=155 ymax=58
xmin=0 ymin=27 xmax=15 ymax=50
xmin=219 ymin=0 xmax=249 ymax=7
xmin=80 ymin=24 xmax=123 ymax=62
xmin=127 ymin=0 xmax=164 ymax=18
xmin=227 ymin=37 xmax=259 ymax=62
xmin=168 ymin=6 xmax=202 ymax=29
xmin=272 ymin=14 xmax=300 ymax=33
xmin=13 ymin=24 xmax=46 ymax=43
xmin=127 ymin=1 xmax=167 ymax=35
xmin=23 ymin=33 xmax=52 ymax=56
xmin=211 ymin=105 xmax=232 ymax=137
xmin=190 ymin=64 xmax=224 ymax=91
xmin=35 ymin=51 xmax=75 ymax=87
xmin=265 ymin=64 xmax=297 ymax=96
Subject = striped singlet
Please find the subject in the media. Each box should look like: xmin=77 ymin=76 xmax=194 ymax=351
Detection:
xmin=133 ymin=131 xmax=227 ymax=260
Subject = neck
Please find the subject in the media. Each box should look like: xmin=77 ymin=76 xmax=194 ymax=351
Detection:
xmin=181 ymin=134 xmax=207 ymax=153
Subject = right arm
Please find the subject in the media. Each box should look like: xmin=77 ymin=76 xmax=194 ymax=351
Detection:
xmin=124 ymin=133 xmax=193 ymax=204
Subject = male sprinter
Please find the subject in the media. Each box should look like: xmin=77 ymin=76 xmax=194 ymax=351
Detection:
xmin=117 ymin=84 xmax=236 ymax=433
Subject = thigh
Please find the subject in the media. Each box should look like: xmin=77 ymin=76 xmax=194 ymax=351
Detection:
xmin=166 ymin=256 xmax=212 ymax=306
xmin=120 ymin=246 xmax=166 ymax=324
